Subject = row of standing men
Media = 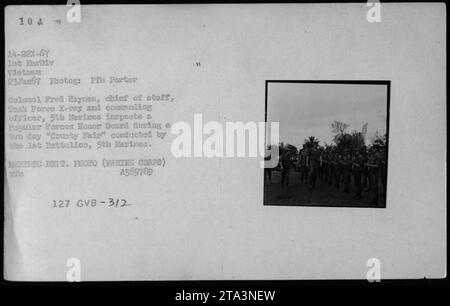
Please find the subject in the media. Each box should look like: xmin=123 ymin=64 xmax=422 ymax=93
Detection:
xmin=272 ymin=147 xmax=387 ymax=205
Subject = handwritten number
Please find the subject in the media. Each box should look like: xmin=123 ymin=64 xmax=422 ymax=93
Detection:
xmin=108 ymin=198 xmax=131 ymax=207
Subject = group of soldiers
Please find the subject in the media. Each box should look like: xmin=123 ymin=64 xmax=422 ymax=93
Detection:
xmin=270 ymin=144 xmax=387 ymax=206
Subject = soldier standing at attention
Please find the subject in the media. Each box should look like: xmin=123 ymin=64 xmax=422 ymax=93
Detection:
xmin=280 ymin=150 xmax=293 ymax=190
xmin=352 ymin=151 xmax=365 ymax=200
xmin=317 ymin=148 xmax=324 ymax=181
xmin=308 ymin=148 xmax=320 ymax=188
xmin=380 ymin=149 xmax=387 ymax=197
xmin=331 ymin=152 xmax=340 ymax=188
xmin=322 ymin=151 xmax=329 ymax=183
xmin=299 ymin=148 xmax=308 ymax=184
xmin=362 ymin=148 xmax=370 ymax=191
xmin=327 ymin=150 xmax=334 ymax=185
xmin=333 ymin=152 xmax=342 ymax=189
xmin=367 ymin=149 xmax=381 ymax=206
xmin=340 ymin=150 xmax=351 ymax=193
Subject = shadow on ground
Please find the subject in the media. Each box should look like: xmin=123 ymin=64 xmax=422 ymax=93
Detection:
xmin=264 ymin=170 xmax=386 ymax=208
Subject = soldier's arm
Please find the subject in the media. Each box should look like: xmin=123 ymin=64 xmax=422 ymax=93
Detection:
xmin=365 ymin=163 xmax=378 ymax=168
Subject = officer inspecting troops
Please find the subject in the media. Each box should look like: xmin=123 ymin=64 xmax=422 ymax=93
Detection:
xmin=267 ymin=131 xmax=387 ymax=207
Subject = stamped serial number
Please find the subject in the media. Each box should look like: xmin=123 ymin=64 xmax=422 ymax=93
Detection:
xmin=52 ymin=198 xmax=132 ymax=208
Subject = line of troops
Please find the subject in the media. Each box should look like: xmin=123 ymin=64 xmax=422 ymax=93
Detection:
xmin=275 ymin=146 xmax=387 ymax=205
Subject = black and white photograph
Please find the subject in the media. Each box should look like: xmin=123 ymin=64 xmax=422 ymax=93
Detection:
xmin=1 ymin=1 xmax=447 ymax=295
xmin=264 ymin=81 xmax=389 ymax=208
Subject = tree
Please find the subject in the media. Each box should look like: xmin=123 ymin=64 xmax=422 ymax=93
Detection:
xmin=361 ymin=123 xmax=368 ymax=139
xmin=285 ymin=144 xmax=298 ymax=155
xmin=333 ymin=129 xmax=366 ymax=152
xmin=330 ymin=121 xmax=350 ymax=135
xmin=330 ymin=121 xmax=350 ymax=145
xmin=349 ymin=131 xmax=366 ymax=151
xmin=278 ymin=142 xmax=297 ymax=156
xmin=370 ymin=132 xmax=387 ymax=151
xmin=304 ymin=136 xmax=319 ymax=149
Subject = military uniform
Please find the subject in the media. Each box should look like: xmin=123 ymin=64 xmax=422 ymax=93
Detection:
xmin=321 ymin=153 xmax=329 ymax=183
xmin=380 ymin=154 xmax=387 ymax=196
xmin=299 ymin=150 xmax=308 ymax=184
xmin=280 ymin=152 xmax=292 ymax=189
xmin=332 ymin=154 xmax=340 ymax=188
xmin=340 ymin=153 xmax=351 ymax=193
xmin=308 ymin=149 xmax=320 ymax=188
xmin=367 ymin=152 xmax=381 ymax=206
xmin=352 ymin=153 xmax=365 ymax=199
xmin=327 ymin=152 xmax=334 ymax=185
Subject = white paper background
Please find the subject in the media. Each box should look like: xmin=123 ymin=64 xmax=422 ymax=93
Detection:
xmin=4 ymin=3 xmax=446 ymax=280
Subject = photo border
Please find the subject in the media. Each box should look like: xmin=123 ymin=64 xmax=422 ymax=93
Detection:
xmin=264 ymin=80 xmax=391 ymax=208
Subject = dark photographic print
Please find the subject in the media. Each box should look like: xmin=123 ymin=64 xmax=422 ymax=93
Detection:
xmin=264 ymin=81 xmax=389 ymax=208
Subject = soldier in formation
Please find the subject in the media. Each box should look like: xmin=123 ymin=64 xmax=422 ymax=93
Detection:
xmin=296 ymin=143 xmax=387 ymax=206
